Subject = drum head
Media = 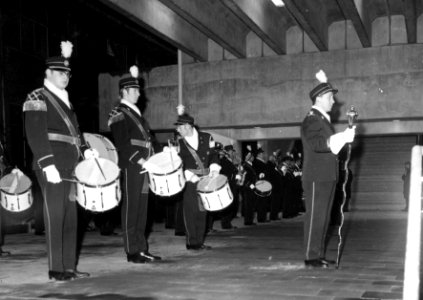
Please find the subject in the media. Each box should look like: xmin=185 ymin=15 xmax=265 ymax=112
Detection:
xmin=83 ymin=133 xmax=118 ymax=164
xmin=255 ymin=180 xmax=272 ymax=192
xmin=75 ymin=158 xmax=120 ymax=186
xmin=0 ymin=172 xmax=32 ymax=194
xmin=147 ymin=151 xmax=182 ymax=174
xmin=197 ymin=174 xmax=228 ymax=192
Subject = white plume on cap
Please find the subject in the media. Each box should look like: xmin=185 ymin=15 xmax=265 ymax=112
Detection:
xmin=246 ymin=145 xmax=252 ymax=151
xmin=257 ymin=142 xmax=262 ymax=149
xmin=61 ymin=41 xmax=73 ymax=58
xmin=129 ymin=65 xmax=139 ymax=78
xmin=176 ymin=104 xmax=185 ymax=116
xmin=315 ymin=70 xmax=328 ymax=83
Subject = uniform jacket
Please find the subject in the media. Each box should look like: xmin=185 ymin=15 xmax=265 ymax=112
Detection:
xmin=108 ymin=103 xmax=154 ymax=169
xmin=178 ymin=131 xmax=219 ymax=172
xmin=241 ymin=161 xmax=257 ymax=188
xmin=301 ymin=108 xmax=338 ymax=182
xmin=220 ymin=156 xmax=238 ymax=182
xmin=23 ymin=86 xmax=86 ymax=170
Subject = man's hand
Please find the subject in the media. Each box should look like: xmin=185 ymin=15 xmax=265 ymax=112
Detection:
xmin=43 ymin=165 xmax=62 ymax=183
xmin=84 ymin=148 xmax=100 ymax=159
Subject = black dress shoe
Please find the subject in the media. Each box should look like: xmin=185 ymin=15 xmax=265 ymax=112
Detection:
xmin=175 ymin=231 xmax=185 ymax=236
xmin=65 ymin=269 xmax=90 ymax=279
xmin=186 ymin=244 xmax=212 ymax=250
xmin=127 ymin=253 xmax=148 ymax=263
xmin=140 ymin=251 xmax=162 ymax=261
xmin=304 ymin=259 xmax=329 ymax=268
xmin=48 ymin=271 xmax=73 ymax=281
xmin=199 ymin=244 xmax=212 ymax=250
xmin=320 ymin=258 xmax=336 ymax=265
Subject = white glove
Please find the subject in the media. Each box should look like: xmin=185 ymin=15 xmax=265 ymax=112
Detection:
xmin=249 ymin=184 xmax=255 ymax=190
xmin=184 ymin=170 xmax=200 ymax=183
xmin=209 ymin=170 xmax=219 ymax=178
xmin=43 ymin=165 xmax=62 ymax=183
xmin=84 ymin=148 xmax=99 ymax=159
xmin=329 ymin=126 xmax=356 ymax=155
xmin=259 ymin=173 xmax=265 ymax=179
xmin=11 ymin=168 xmax=24 ymax=177
xmin=343 ymin=126 xmax=356 ymax=143
xmin=163 ymin=146 xmax=178 ymax=154
xmin=293 ymin=171 xmax=302 ymax=177
xmin=235 ymin=174 xmax=241 ymax=180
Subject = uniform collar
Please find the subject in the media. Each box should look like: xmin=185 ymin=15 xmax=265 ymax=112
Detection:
xmin=311 ymin=105 xmax=331 ymax=122
xmin=44 ymin=79 xmax=70 ymax=109
xmin=121 ymin=99 xmax=141 ymax=117
xmin=184 ymin=127 xmax=199 ymax=150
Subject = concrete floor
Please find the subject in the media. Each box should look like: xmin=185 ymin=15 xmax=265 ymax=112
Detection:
xmin=0 ymin=210 xmax=411 ymax=300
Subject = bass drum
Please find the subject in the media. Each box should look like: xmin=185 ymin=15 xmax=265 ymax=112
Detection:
xmin=83 ymin=133 xmax=118 ymax=164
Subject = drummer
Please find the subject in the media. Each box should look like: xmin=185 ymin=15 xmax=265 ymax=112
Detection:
xmin=23 ymin=41 xmax=94 ymax=281
xmin=108 ymin=65 xmax=161 ymax=264
xmin=174 ymin=107 xmax=221 ymax=250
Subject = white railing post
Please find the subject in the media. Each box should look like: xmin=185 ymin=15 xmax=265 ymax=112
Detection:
xmin=403 ymin=145 xmax=422 ymax=300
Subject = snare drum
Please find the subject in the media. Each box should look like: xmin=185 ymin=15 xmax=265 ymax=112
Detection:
xmin=83 ymin=132 xmax=118 ymax=164
xmin=0 ymin=170 xmax=32 ymax=212
xmin=197 ymin=174 xmax=233 ymax=211
xmin=255 ymin=180 xmax=272 ymax=197
xmin=74 ymin=157 xmax=121 ymax=212
xmin=147 ymin=151 xmax=185 ymax=196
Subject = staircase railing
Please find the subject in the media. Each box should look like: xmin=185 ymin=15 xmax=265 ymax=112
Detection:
xmin=403 ymin=145 xmax=422 ymax=300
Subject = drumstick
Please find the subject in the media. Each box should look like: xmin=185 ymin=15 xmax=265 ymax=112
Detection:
xmin=94 ymin=158 xmax=107 ymax=181
xmin=168 ymin=140 xmax=175 ymax=170
xmin=62 ymin=178 xmax=82 ymax=184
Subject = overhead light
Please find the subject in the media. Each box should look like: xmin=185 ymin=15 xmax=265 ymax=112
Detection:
xmin=271 ymin=0 xmax=285 ymax=7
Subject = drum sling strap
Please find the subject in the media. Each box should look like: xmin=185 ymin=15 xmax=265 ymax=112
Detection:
xmin=120 ymin=107 xmax=152 ymax=194
xmin=181 ymin=139 xmax=209 ymax=176
xmin=42 ymin=90 xmax=82 ymax=158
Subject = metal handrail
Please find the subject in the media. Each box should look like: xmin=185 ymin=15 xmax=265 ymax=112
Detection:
xmin=403 ymin=145 xmax=422 ymax=300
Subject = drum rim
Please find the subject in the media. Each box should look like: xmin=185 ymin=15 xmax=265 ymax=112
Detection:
xmin=149 ymin=161 xmax=183 ymax=176
xmin=197 ymin=176 xmax=228 ymax=194
xmin=75 ymin=175 xmax=120 ymax=188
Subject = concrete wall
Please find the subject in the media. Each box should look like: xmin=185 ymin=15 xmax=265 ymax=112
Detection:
xmin=143 ymin=44 xmax=423 ymax=142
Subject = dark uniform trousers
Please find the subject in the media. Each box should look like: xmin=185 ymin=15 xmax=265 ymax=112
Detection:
xmin=302 ymin=180 xmax=336 ymax=260
xmin=183 ymin=181 xmax=207 ymax=246
xmin=36 ymin=169 xmax=77 ymax=271
xmin=122 ymin=167 xmax=149 ymax=255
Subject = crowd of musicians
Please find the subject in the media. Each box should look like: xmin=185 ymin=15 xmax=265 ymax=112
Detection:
xmin=0 ymin=41 xmax=356 ymax=280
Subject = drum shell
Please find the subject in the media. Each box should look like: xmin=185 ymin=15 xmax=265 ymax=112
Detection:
xmin=197 ymin=175 xmax=233 ymax=211
xmin=74 ymin=158 xmax=121 ymax=212
xmin=0 ymin=173 xmax=33 ymax=212
xmin=255 ymin=180 xmax=272 ymax=197
xmin=146 ymin=152 xmax=186 ymax=197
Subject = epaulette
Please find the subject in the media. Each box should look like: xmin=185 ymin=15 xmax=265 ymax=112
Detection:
xmin=209 ymin=135 xmax=215 ymax=148
xmin=307 ymin=110 xmax=315 ymax=117
xmin=108 ymin=108 xmax=125 ymax=127
xmin=23 ymin=88 xmax=47 ymax=112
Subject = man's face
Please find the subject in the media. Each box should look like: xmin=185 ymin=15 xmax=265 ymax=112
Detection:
xmin=46 ymin=69 xmax=70 ymax=90
xmin=123 ymin=88 xmax=140 ymax=104
xmin=176 ymin=123 xmax=193 ymax=137
xmin=316 ymin=92 xmax=335 ymax=112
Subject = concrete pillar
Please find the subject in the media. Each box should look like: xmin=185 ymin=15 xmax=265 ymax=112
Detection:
xmin=416 ymin=14 xmax=423 ymax=43
xmin=391 ymin=15 xmax=407 ymax=45
xmin=329 ymin=20 xmax=346 ymax=50
xmin=286 ymin=26 xmax=303 ymax=54
xmin=246 ymin=31 xmax=262 ymax=58
xmin=208 ymin=39 xmax=224 ymax=61
xmin=346 ymin=20 xmax=363 ymax=49
xmin=372 ymin=16 xmax=390 ymax=47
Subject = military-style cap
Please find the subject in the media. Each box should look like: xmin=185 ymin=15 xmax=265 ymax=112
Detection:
xmin=309 ymin=82 xmax=338 ymax=101
xmin=224 ymin=145 xmax=235 ymax=152
xmin=174 ymin=113 xmax=194 ymax=125
xmin=46 ymin=56 xmax=71 ymax=72
xmin=46 ymin=41 xmax=73 ymax=72
xmin=119 ymin=76 xmax=140 ymax=90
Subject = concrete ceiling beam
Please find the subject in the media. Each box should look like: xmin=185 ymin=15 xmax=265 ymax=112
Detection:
xmin=283 ymin=0 xmax=328 ymax=51
xmin=98 ymin=0 xmax=208 ymax=61
xmin=336 ymin=0 xmax=371 ymax=47
xmin=221 ymin=0 xmax=287 ymax=55
xmin=158 ymin=0 xmax=247 ymax=58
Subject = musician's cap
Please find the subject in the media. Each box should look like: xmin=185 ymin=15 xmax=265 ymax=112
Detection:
xmin=46 ymin=41 xmax=73 ymax=72
xmin=224 ymin=145 xmax=235 ymax=152
xmin=174 ymin=113 xmax=194 ymax=126
xmin=255 ymin=148 xmax=264 ymax=156
xmin=309 ymin=82 xmax=338 ymax=101
xmin=119 ymin=65 xmax=140 ymax=90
